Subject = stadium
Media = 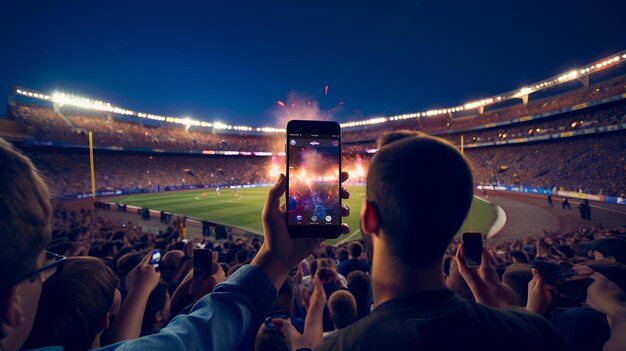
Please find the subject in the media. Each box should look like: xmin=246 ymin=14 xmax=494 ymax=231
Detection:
xmin=3 ymin=51 xmax=625 ymax=243
xmin=1 ymin=2 xmax=626 ymax=350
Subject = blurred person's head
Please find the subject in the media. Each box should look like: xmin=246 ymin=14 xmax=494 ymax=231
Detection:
xmin=510 ymin=250 xmax=529 ymax=264
xmin=254 ymin=321 xmax=289 ymax=351
xmin=347 ymin=271 xmax=371 ymax=303
xmin=237 ymin=249 xmax=249 ymax=264
xmin=502 ymin=264 xmax=533 ymax=306
xmin=23 ymin=257 xmax=116 ymax=351
xmin=0 ymin=138 xmax=52 ymax=351
xmin=116 ymin=252 xmax=143 ymax=278
xmin=328 ymin=290 xmax=357 ymax=329
xmin=347 ymin=271 xmax=371 ymax=319
xmin=159 ymin=250 xmax=184 ymax=280
xmin=592 ymin=238 xmax=626 ymax=264
xmin=361 ymin=132 xmax=473 ymax=294
xmin=348 ymin=242 xmax=363 ymax=259
xmin=337 ymin=248 xmax=349 ymax=262
xmin=141 ymin=282 xmax=171 ymax=335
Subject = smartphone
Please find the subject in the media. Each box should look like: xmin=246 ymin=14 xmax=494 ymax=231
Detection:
xmin=193 ymin=248 xmax=214 ymax=281
xmin=264 ymin=311 xmax=289 ymax=332
xmin=286 ymin=120 xmax=342 ymax=238
xmin=462 ymin=232 xmax=483 ymax=268
xmin=149 ymin=250 xmax=161 ymax=268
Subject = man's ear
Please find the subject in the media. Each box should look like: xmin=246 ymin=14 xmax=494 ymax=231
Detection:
xmin=360 ymin=199 xmax=380 ymax=237
xmin=0 ymin=287 xmax=25 ymax=330
xmin=101 ymin=312 xmax=110 ymax=330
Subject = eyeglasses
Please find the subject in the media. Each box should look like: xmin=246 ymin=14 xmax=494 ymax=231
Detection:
xmin=2 ymin=251 xmax=67 ymax=296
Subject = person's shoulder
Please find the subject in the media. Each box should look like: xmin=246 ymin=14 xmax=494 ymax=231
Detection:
xmin=315 ymin=305 xmax=393 ymax=351
xmin=471 ymin=303 xmax=568 ymax=342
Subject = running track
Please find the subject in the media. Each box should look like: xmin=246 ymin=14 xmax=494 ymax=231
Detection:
xmin=482 ymin=190 xmax=626 ymax=240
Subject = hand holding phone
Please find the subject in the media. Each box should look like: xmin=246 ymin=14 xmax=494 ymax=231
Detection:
xmin=462 ymin=232 xmax=483 ymax=269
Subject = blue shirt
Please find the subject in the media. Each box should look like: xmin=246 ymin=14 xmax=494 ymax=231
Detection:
xmin=97 ymin=264 xmax=277 ymax=351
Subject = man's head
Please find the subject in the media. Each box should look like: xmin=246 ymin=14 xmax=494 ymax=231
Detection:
xmin=141 ymin=282 xmax=171 ymax=334
xmin=361 ymin=131 xmax=474 ymax=267
xmin=592 ymin=238 xmax=626 ymax=264
xmin=159 ymin=249 xmax=184 ymax=281
xmin=348 ymin=242 xmax=363 ymax=259
xmin=347 ymin=271 xmax=371 ymax=302
xmin=23 ymin=257 xmax=116 ymax=351
xmin=502 ymin=264 xmax=533 ymax=306
xmin=337 ymin=248 xmax=349 ymax=262
xmin=328 ymin=290 xmax=357 ymax=329
xmin=0 ymin=138 xmax=52 ymax=351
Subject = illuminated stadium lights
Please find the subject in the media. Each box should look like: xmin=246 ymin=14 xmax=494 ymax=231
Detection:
xmin=11 ymin=50 xmax=626 ymax=132
xmin=340 ymin=117 xmax=387 ymax=128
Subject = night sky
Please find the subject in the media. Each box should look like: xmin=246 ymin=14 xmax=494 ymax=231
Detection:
xmin=1 ymin=0 xmax=625 ymax=125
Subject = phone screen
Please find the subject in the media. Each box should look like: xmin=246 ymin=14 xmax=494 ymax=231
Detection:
xmin=463 ymin=232 xmax=483 ymax=268
xmin=287 ymin=132 xmax=341 ymax=227
xmin=149 ymin=250 xmax=161 ymax=268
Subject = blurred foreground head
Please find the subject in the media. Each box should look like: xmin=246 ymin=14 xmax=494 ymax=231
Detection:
xmin=0 ymin=137 xmax=52 ymax=350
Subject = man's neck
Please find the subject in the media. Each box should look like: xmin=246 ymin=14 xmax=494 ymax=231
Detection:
xmin=371 ymin=246 xmax=446 ymax=308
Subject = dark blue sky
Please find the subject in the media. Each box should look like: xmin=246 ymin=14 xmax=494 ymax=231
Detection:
xmin=1 ymin=0 xmax=625 ymax=125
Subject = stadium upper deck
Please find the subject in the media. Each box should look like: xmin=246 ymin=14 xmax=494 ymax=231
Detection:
xmin=5 ymin=51 xmax=626 ymax=152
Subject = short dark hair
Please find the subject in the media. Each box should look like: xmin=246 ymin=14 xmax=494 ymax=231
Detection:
xmin=348 ymin=242 xmax=363 ymax=258
xmin=502 ymin=264 xmax=533 ymax=306
xmin=347 ymin=271 xmax=371 ymax=302
xmin=337 ymin=248 xmax=349 ymax=262
xmin=328 ymin=290 xmax=357 ymax=329
xmin=367 ymin=131 xmax=474 ymax=266
xmin=23 ymin=257 xmax=116 ymax=351
xmin=116 ymin=252 xmax=143 ymax=278
xmin=142 ymin=282 xmax=169 ymax=334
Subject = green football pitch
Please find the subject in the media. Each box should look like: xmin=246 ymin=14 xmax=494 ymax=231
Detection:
xmin=109 ymin=186 xmax=496 ymax=245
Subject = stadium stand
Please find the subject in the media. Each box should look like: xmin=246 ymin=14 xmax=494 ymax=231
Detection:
xmin=2 ymin=64 xmax=626 ymax=350
xmin=4 ymin=70 xmax=625 ymax=198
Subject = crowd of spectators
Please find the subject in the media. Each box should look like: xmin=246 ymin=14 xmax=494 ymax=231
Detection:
xmin=21 ymin=187 xmax=626 ymax=351
xmin=465 ymin=131 xmax=626 ymax=197
xmin=21 ymin=126 xmax=625 ymax=198
xmin=26 ymin=151 xmax=274 ymax=195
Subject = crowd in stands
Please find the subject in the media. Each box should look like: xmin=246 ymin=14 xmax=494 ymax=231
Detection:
xmin=26 ymin=151 xmax=274 ymax=195
xmin=466 ymin=132 xmax=626 ymax=196
xmin=21 ymin=126 xmax=625 ymax=197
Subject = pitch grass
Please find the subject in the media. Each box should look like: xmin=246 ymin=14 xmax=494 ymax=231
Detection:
xmin=109 ymin=186 xmax=497 ymax=245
